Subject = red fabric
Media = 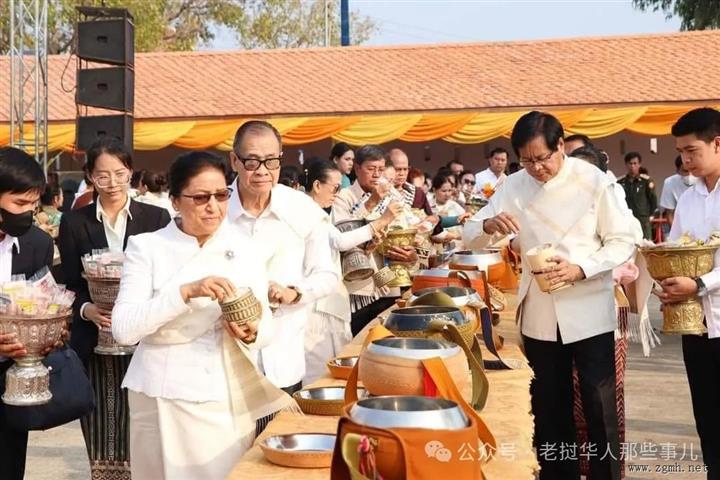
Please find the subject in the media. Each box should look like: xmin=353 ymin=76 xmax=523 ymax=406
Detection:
xmin=422 ymin=367 xmax=438 ymax=398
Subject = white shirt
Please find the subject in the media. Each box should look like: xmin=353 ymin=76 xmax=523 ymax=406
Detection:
xmin=227 ymin=183 xmax=338 ymax=388
xmin=0 ymin=235 xmax=19 ymax=283
xmin=135 ymin=192 xmax=177 ymax=217
xmin=464 ymin=156 xmax=636 ymax=343
xmin=95 ymin=197 xmax=132 ymax=254
xmin=474 ymin=168 xmax=506 ymax=199
xmin=660 ymin=173 xmax=695 ymax=211
xmin=668 ymin=179 xmax=720 ymax=339
xmin=113 ymin=220 xmax=274 ymax=402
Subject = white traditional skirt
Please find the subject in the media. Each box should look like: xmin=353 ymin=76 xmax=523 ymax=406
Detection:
xmin=127 ymin=390 xmax=255 ymax=480
xmin=303 ymin=308 xmax=352 ymax=385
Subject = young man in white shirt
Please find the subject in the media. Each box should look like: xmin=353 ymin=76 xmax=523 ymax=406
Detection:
xmin=658 ymin=107 xmax=720 ymax=479
xmin=659 ymin=155 xmax=697 ymax=226
xmin=474 ymin=147 xmax=508 ymax=199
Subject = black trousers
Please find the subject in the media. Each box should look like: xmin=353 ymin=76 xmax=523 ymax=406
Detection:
xmin=524 ymin=331 xmax=620 ymax=480
xmin=682 ymin=334 xmax=720 ymax=480
xmin=0 ymin=361 xmax=28 ymax=480
xmin=350 ymin=297 xmax=398 ymax=337
xmin=255 ymin=380 xmax=303 ymax=437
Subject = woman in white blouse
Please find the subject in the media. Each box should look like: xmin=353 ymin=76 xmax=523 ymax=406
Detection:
xmin=134 ymin=170 xmax=177 ymax=216
xmin=112 ymin=151 xmax=293 ymax=479
xmin=301 ymin=159 xmax=399 ymax=383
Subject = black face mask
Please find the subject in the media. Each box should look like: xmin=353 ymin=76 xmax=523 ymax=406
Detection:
xmin=0 ymin=208 xmax=34 ymax=238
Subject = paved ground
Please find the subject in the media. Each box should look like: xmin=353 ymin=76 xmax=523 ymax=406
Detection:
xmin=25 ymin=296 xmax=704 ymax=479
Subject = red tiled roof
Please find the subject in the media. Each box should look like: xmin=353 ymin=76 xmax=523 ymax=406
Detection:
xmin=1 ymin=30 xmax=719 ymax=122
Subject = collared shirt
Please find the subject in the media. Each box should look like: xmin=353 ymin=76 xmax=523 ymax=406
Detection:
xmin=474 ymin=168 xmax=506 ymax=199
xmin=114 ymin=220 xmax=274 ymax=402
xmin=659 ymin=173 xmax=695 ymax=211
xmin=227 ymin=183 xmax=338 ymax=387
xmin=0 ymin=235 xmax=19 ymax=283
xmin=95 ymin=197 xmax=132 ymax=253
xmin=668 ymin=178 xmax=720 ymax=339
xmin=465 ymin=156 xmax=635 ymax=343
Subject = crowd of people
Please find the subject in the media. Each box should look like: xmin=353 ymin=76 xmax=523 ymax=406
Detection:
xmin=0 ymin=107 xmax=717 ymax=480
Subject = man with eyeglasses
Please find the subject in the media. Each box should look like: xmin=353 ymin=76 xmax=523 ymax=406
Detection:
xmin=464 ymin=111 xmax=635 ymax=480
xmin=474 ymin=147 xmax=508 ymax=200
xmin=226 ymin=121 xmax=338 ymax=405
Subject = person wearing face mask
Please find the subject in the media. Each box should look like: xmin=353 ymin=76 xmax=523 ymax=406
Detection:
xmin=659 ymin=155 xmax=697 ymax=226
xmin=58 ymin=138 xmax=171 ymax=479
xmin=226 ymin=122 xmax=338 ymax=433
xmin=0 ymin=147 xmax=56 ymax=480
xmin=464 ymin=112 xmax=636 ymax=480
xmin=301 ymin=159 xmax=400 ymax=383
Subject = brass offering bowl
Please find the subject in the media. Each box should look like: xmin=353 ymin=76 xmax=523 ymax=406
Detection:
xmin=640 ymin=244 xmax=718 ymax=335
xmin=83 ymin=273 xmax=135 ymax=356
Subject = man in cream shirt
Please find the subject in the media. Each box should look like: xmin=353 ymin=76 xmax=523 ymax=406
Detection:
xmin=227 ymin=121 xmax=338 ymax=399
xmin=464 ymin=112 xmax=635 ymax=480
xmin=657 ymin=108 xmax=720 ymax=478
xmin=474 ymin=147 xmax=508 ymax=199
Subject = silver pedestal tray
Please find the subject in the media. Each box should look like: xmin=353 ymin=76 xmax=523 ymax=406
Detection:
xmin=83 ymin=274 xmax=135 ymax=356
xmin=0 ymin=312 xmax=70 ymax=406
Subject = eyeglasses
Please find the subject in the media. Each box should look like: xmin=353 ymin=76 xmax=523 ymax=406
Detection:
xmin=324 ymin=182 xmax=341 ymax=194
xmin=235 ymin=154 xmax=282 ymax=171
xmin=92 ymin=171 xmax=131 ymax=187
xmin=462 ymin=180 xmax=476 ymax=186
xmin=181 ymin=188 xmax=233 ymax=205
xmin=518 ymin=151 xmax=555 ymax=167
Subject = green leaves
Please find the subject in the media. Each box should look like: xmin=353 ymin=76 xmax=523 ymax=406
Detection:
xmin=633 ymin=0 xmax=720 ymax=30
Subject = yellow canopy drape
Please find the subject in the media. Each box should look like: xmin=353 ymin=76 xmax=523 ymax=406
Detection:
xmin=2 ymin=104 xmax=717 ymax=152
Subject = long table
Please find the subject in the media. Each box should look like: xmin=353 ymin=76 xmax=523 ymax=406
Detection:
xmin=228 ymin=295 xmax=538 ymax=479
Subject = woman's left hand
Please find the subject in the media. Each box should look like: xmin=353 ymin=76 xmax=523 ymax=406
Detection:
xmin=224 ymin=319 xmax=258 ymax=344
xmin=542 ymin=256 xmax=586 ymax=286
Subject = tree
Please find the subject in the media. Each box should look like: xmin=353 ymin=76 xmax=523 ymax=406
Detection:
xmin=0 ymin=0 xmax=377 ymax=54
xmin=633 ymin=0 xmax=720 ymax=30
xmin=236 ymin=0 xmax=378 ymax=49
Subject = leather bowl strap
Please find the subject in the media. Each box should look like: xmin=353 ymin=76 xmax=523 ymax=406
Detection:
xmin=421 ymin=357 xmax=497 ymax=455
xmin=428 ymin=319 xmax=489 ymax=411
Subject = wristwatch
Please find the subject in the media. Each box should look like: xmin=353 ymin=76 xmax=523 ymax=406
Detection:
xmin=694 ymin=277 xmax=708 ymax=297
xmin=287 ymin=286 xmax=303 ymax=305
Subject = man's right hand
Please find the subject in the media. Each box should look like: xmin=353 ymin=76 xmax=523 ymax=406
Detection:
xmin=483 ymin=212 xmax=521 ymax=235
xmin=84 ymin=303 xmax=112 ymax=329
xmin=0 ymin=333 xmax=26 ymax=358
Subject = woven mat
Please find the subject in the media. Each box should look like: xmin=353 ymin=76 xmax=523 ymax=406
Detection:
xmin=227 ymin=294 xmax=539 ymax=480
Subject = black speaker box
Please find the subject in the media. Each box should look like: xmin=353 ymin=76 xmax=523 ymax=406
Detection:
xmin=76 ymin=115 xmax=133 ymax=152
xmin=77 ymin=19 xmax=134 ymax=66
xmin=76 ymin=67 xmax=134 ymax=112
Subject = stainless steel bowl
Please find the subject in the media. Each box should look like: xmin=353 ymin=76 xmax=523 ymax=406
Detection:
xmin=329 ymin=356 xmax=359 ymax=367
xmin=409 ymin=286 xmax=485 ymax=308
xmin=366 ymin=337 xmax=461 ymax=360
xmin=296 ymin=386 xmax=366 ymax=401
xmin=450 ymin=249 xmax=503 ymax=271
xmin=349 ymin=396 xmax=469 ymax=430
xmin=262 ymin=433 xmax=336 ymax=452
xmin=384 ymin=306 xmax=467 ymax=332
xmin=335 ymin=219 xmax=367 ymax=233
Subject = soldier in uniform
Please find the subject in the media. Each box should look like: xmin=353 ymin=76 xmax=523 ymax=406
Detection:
xmin=617 ymin=152 xmax=657 ymax=239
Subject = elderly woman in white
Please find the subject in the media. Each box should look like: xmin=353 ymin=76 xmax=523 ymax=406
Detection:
xmin=112 ymin=152 xmax=293 ymax=479
xmin=301 ymin=159 xmax=399 ymax=383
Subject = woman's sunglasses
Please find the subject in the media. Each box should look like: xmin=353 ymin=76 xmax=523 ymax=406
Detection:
xmin=181 ymin=188 xmax=233 ymax=205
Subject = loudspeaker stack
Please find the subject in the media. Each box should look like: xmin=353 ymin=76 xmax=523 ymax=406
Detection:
xmin=75 ymin=7 xmax=134 ymax=152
